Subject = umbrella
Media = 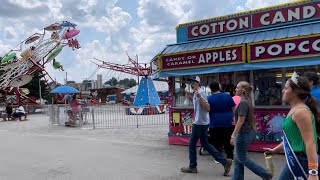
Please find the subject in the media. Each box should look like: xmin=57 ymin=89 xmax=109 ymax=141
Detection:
xmin=51 ymin=85 xmax=79 ymax=94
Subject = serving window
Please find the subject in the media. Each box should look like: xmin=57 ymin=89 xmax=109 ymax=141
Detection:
xmin=173 ymin=72 xmax=249 ymax=107
xmin=174 ymin=75 xmax=213 ymax=107
xmin=253 ymin=65 xmax=320 ymax=106
xmin=172 ymin=65 xmax=320 ymax=108
xmin=253 ymin=70 xmax=283 ymax=106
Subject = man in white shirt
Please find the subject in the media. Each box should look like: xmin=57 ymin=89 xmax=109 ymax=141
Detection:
xmin=12 ymin=103 xmax=26 ymax=121
xmin=181 ymin=76 xmax=232 ymax=176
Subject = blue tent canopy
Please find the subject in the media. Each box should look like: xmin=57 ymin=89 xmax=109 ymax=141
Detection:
xmin=51 ymin=85 xmax=79 ymax=94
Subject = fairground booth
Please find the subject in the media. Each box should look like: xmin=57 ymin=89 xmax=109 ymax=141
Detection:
xmin=150 ymin=0 xmax=320 ymax=151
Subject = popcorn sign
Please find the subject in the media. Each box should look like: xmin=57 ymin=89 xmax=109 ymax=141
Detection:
xmin=248 ymin=35 xmax=320 ymax=62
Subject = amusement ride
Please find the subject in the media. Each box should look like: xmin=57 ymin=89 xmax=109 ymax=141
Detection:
xmin=0 ymin=21 xmax=81 ymax=111
xmin=91 ymin=53 xmax=166 ymax=114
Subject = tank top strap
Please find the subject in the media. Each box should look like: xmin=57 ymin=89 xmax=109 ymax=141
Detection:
xmin=290 ymin=106 xmax=315 ymax=120
xmin=298 ymin=106 xmax=311 ymax=112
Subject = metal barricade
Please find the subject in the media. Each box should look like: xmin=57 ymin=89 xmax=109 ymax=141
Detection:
xmin=82 ymin=105 xmax=169 ymax=129
xmin=48 ymin=104 xmax=169 ymax=129
xmin=47 ymin=105 xmax=63 ymax=125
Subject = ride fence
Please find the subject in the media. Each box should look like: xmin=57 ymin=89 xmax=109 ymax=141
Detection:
xmin=48 ymin=104 xmax=169 ymax=129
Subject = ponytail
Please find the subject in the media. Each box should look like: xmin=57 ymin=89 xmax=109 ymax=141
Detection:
xmin=305 ymin=95 xmax=320 ymax=134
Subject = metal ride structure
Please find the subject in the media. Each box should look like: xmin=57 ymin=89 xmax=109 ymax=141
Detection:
xmin=91 ymin=53 xmax=166 ymax=115
xmin=0 ymin=21 xmax=81 ymax=108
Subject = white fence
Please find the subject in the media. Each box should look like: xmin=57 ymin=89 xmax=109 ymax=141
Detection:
xmin=48 ymin=105 xmax=169 ymax=129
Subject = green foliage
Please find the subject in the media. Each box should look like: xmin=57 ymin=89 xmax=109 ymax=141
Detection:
xmin=104 ymin=77 xmax=118 ymax=86
xmin=21 ymin=73 xmax=50 ymax=101
xmin=119 ymin=78 xmax=137 ymax=88
xmin=104 ymin=77 xmax=137 ymax=88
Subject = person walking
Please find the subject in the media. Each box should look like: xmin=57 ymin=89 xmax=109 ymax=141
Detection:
xmin=181 ymin=76 xmax=232 ymax=176
xmin=230 ymin=81 xmax=273 ymax=180
xmin=305 ymin=72 xmax=320 ymax=102
xmin=264 ymin=72 xmax=320 ymax=180
xmin=207 ymin=82 xmax=236 ymax=160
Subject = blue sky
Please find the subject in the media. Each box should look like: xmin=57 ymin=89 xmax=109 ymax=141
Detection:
xmin=0 ymin=0 xmax=296 ymax=84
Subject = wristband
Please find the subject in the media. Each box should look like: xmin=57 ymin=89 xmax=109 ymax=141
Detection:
xmin=308 ymin=163 xmax=319 ymax=167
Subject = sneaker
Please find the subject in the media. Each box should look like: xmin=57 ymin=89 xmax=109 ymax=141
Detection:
xmin=263 ymin=175 xmax=273 ymax=180
xmin=181 ymin=166 xmax=198 ymax=173
xmin=264 ymin=172 xmax=273 ymax=180
xmin=223 ymin=159 xmax=233 ymax=176
xmin=214 ymin=159 xmax=220 ymax=164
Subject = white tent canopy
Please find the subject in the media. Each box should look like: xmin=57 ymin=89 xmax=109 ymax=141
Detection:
xmin=121 ymin=81 xmax=169 ymax=94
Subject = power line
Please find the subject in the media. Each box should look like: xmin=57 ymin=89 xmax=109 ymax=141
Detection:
xmin=87 ymin=67 xmax=100 ymax=80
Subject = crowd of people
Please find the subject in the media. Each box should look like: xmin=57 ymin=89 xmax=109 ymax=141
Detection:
xmin=181 ymin=72 xmax=320 ymax=180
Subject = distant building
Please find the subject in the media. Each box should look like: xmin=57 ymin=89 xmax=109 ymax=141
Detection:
xmin=97 ymin=74 xmax=102 ymax=89
xmin=90 ymin=87 xmax=125 ymax=103
xmin=80 ymin=80 xmax=93 ymax=91
xmin=69 ymin=83 xmax=80 ymax=90
xmin=90 ymin=80 xmax=95 ymax=89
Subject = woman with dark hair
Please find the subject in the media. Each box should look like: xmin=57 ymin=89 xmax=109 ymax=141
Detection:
xmin=264 ymin=72 xmax=320 ymax=180
xmin=230 ymin=81 xmax=272 ymax=180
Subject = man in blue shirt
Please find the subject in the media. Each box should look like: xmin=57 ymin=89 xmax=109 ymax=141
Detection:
xmin=208 ymin=82 xmax=236 ymax=160
xmin=181 ymin=76 xmax=232 ymax=175
xmin=305 ymin=72 xmax=320 ymax=102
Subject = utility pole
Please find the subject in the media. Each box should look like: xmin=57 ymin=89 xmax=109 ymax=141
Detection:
xmin=39 ymin=77 xmax=42 ymax=104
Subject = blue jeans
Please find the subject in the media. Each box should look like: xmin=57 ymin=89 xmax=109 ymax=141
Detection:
xmin=189 ymin=124 xmax=227 ymax=168
xmin=232 ymin=132 xmax=271 ymax=180
xmin=279 ymin=153 xmax=320 ymax=179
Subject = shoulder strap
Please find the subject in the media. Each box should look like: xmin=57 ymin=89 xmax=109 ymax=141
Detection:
xmin=290 ymin=106 xmax=315 ymax=121
xmin=291 ymin=106 xmax=310 ymax=115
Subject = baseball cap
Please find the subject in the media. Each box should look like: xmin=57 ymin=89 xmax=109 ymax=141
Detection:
xmin=187 ymin=76 xmax=201 ymax=84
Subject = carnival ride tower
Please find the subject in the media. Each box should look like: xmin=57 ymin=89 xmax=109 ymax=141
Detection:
xmin=92 ymin=53 xmax=161 ymax=106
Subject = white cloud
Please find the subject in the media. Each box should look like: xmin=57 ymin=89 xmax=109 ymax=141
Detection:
xmin=4 ymin=26 xmax=18 ymax=40
xmin=56 ymin=0 xmax=132 ymax=33
xmin=239 ymin=0 xmax=296 ymax=11
xmin=0 ymin=40 xmax=14 ymax=55
xmin=236 ymin=6 xmax=246 ymax=13
xmin=129 ymin=0 xmax=240 ymax=64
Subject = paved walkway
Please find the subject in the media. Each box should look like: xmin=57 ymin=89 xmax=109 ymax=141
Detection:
xmin=0 ymin=114 xmax=286 ymax=180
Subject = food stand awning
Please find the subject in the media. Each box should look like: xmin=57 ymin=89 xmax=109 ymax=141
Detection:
xmin=152 ymin=21 xmax=320 ymax=79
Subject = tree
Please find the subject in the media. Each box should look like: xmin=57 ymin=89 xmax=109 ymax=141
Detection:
xmin=104 ymin=77 xmax=118 ymax=86
xmin=21 ymin=72 xmax=50 ymax=101
xmin=66 ymin=80 xmax=76 ymax=84
xmin=129 ymin=79 xmax=137 ymax=87
xmin=119 ymin=78 xmax=137 ymax=88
